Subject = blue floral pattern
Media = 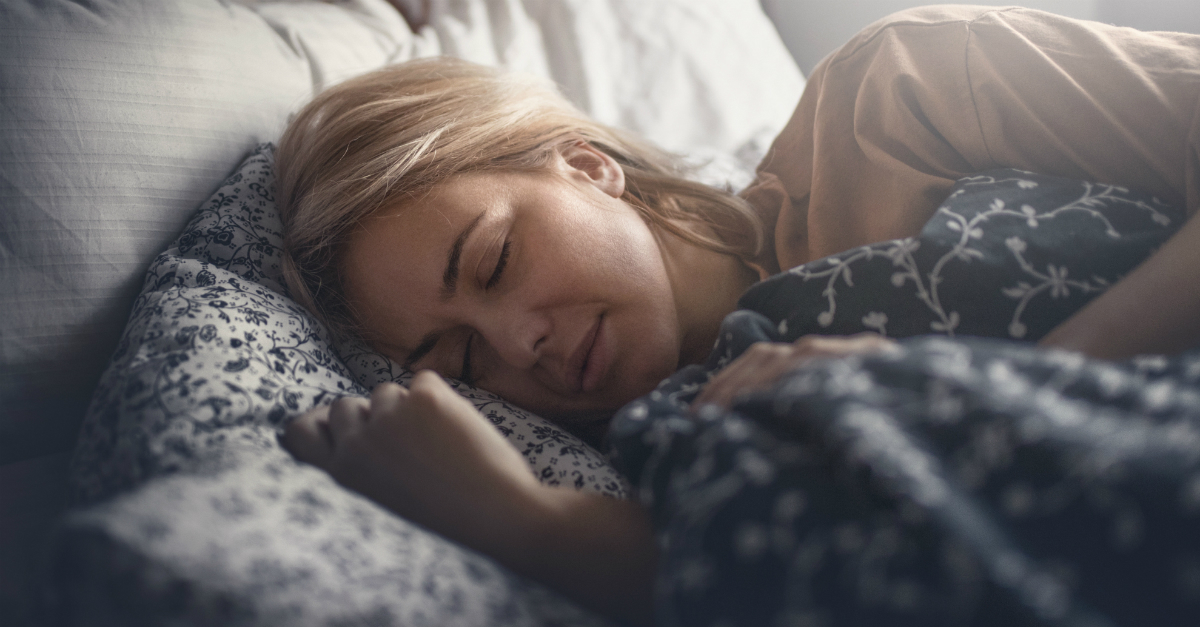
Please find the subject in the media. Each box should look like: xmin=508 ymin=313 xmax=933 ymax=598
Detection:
xmin=607 ymin=172 xmax=1200 ymax=626
xmin=611 ymin=319 xmax=1200 ymax=626
xmin=742 ymin=169 xmax=1181 ymax=343
xmin=54 ymin=145 xmax=623 ymax=626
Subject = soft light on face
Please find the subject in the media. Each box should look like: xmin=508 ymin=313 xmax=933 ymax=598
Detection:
xmin=341 ymin=149 xmax=686 ymax=438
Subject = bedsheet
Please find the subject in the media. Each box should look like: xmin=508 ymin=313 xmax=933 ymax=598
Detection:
xmin=607 ymin=174 xmax=1200 ymax=627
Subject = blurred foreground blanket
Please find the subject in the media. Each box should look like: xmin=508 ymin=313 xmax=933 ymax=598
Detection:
xmin=608 ymin=171 xmax=1200 ymax=627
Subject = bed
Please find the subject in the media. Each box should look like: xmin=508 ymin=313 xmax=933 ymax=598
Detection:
xmin=0 ymin=1 xmax=805 ymax=624
xmin=9 ymin=1 xmax=1197 ymax=624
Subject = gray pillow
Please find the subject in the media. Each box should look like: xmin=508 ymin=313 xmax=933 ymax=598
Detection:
xmin=51 ymin=145 xmax=623 ymax=626
xmin=0 ymin=0 xmax=315 ymax=465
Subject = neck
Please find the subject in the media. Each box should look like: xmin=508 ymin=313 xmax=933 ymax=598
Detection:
xmin=659 ymin=231 xmax=761 ymax=368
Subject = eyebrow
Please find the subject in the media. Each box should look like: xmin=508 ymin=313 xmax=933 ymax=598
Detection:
xmin=407 ymin=211 xmax=487 ymax=368
xmin=441 ymin=211 xmax=487 ymax=301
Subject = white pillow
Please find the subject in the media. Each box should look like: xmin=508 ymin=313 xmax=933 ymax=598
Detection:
xmin=2 ymin=0 xmax=802 ymax=467
xmin=417 ymin=0 xmax=805 ymax=154
xmin=248 ymin=0 xmax=420 ymax=89
xmin=0 ymin=0 xmax=413 ymax=462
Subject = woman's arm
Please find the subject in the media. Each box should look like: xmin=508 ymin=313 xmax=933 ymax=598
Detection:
xmin=282 ymin=372 xmax=655 ymax=625
xmin=1039 ymin=210 xmax=1200 ymax=359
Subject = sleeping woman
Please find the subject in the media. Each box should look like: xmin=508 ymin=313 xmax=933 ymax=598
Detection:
xmin=278 ymin=6 xmax=1200 ymax=626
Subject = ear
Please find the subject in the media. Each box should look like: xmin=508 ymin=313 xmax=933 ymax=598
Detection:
xmin=556 ymin=141 xmax=626 ymax=199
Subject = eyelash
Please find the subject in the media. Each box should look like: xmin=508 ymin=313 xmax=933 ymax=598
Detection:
xmin=485 ymin=240 xmax=511 ymax=289
xmin=462 ymin=240 xmax=511 ymax=384
xmin=461 ymin=333 xmax=476 ymax=385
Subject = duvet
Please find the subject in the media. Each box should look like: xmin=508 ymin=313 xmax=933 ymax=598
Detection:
xmin=607 ymin=171 xmax=1200 ymax=627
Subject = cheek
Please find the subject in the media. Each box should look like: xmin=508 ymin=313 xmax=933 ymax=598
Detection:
xmin=521 ymin=219 xmax=668 ymax=302
xmin=575 ymin=214 xmax=669 ymax=288
xmin=615 ymin=316 xmax=679 ymax=387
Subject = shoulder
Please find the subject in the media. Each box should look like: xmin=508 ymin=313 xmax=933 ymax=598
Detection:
xmin=826 ymin=5 xmax=1017 ymax=68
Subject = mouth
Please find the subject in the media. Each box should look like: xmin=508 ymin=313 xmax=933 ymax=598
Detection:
xmin=568 ymin=314 xmax=610 ymax=394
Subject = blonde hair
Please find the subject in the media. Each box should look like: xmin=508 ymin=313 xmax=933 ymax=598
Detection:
xmin=276 ymin=57 xmax=762 ymax=338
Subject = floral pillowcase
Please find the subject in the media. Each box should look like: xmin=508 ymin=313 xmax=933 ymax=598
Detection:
xmin=741 ymin=169 xmax=1181 ymax=344
xmin=54 ymin=144 xmax=623 ymax=626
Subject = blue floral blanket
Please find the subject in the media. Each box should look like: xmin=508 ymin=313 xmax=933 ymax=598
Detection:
xmin=606 ymin=171 xmax=1200 ymax=627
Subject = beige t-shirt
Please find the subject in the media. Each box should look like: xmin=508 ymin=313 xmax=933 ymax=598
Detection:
xmin=742 ymin=5 xmax=1200 ymax=274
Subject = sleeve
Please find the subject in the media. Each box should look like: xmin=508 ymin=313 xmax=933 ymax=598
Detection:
xmin=744 ymin=5 xmax=1200 ymax=272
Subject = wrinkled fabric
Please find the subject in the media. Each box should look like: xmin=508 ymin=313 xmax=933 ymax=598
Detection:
xmin=56 ymin=145 xmax=625 ymax=627
xmin=611 ymin=170 xmax=1200 ymax=626
xmin=740 ymin=168 xmax=1181 ymax=345
xmin=742 ymin=5 xmax=1200 ymax=274
xmin=610 ymin=313 xmax=1200 ymax=627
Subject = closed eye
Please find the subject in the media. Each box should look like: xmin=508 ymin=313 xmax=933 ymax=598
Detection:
xmin=460 ymin=333 xmax=476 ymax=385
xmin=485 ymin=241 xmax=511 ymax=290
xmin=462 ymin=240 xmax=509 ymax=384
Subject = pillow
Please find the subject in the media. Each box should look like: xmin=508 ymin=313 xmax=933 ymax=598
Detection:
xmin=416 ymin=0 xmax=805 ymax=156
xmin=1 ymin=0 xmax=801 ymax=470
xmin=0 ymin=0 xmax=414 ymax=466
xmin=51 ymin=447 xmax=615 ymax=627
xmin=55 ymin=145 xmax=624 ymax=625
xmin=0 ymin=2 xmax=414 ymax=620
xmin=739 ymin=169 xmax=1183 ymax=342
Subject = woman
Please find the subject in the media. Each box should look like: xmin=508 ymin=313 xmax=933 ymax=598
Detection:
xmin=279 ymin=6 xmax=1200 ymax=625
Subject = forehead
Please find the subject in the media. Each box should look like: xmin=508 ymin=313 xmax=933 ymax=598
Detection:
xmin=348 ymin=171 xmax=509 ymax=266
xmin=338 ymin=172 xmax=515 ymax=351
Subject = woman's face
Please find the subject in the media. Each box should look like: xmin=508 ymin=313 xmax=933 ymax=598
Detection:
xmin=341 ymin=145 xmax=693 ymax=436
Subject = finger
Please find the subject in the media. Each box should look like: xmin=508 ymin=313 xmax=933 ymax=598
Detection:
xmin=802 ymin=333 xmax=898 ymax=361
xmin=814 ymin=333 xmax=885 ymax=353
xmin=695 ymin=366 xmax=751 ymax=409
xmin=407 ymin=370 xmax=475 ymax=415
xmin=327 ymin=395 xmax=370 ymax=444
xmin=693 ymin=335 xmax=898 ymax=412
xmin=404 ymin=371 xmax=528 ymax=476
xmin=847 ymin=332 xmax=898 ymax=353
xmin=368 ymin=381 xmax=410 ymax=424
xmin=694 ymin=346 xmax=761 ymax=408
xmin=705 ymin=358 xmax=788 ymax=408
xmin=407 ymin=369 xmax=451 ymax=395
xmin=694 ymin=342 xmax=791 ymax=409
xmin=281 ymin=404 xmax=335 ymax=467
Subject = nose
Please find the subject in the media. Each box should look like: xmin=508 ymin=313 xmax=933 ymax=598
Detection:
xmin=471 ymin=301 xmax=550 ymax=371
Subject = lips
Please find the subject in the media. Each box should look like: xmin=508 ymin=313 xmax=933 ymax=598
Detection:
xmin=566 ymin=314 xmax=607 ymax=393
xmin=579 ymin=315 xmax=611 ymax=394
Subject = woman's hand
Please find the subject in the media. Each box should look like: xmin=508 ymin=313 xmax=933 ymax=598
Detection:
xmin=282 ymin=371 xmax=657 ymax=625
xmin=283 ymin=371 xmax=543 ymax=557
xmin=692 ymin=333 xmax=897 ymax=411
